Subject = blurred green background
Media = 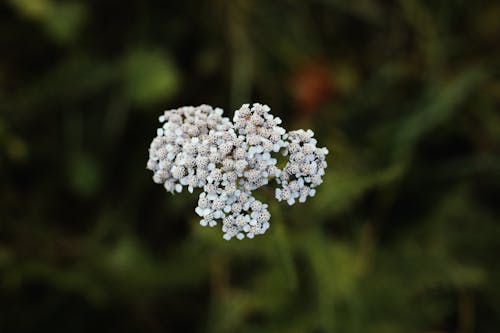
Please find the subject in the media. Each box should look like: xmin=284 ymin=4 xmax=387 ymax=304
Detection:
xmin=1 ymin=0 xmax=500 ymax=332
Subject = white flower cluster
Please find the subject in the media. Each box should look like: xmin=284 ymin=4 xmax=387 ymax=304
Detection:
xmin=275 ymin=129 xmax=329 ymax=205
xmin=147 ymin=103 xmax=329 ymax=240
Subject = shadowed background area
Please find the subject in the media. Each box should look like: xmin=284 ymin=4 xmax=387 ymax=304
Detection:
xmin=1 ymin=0 xmax=500 ymax=332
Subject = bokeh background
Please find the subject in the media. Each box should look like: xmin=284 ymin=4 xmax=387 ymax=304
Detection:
xmin=1 ymin=0 xmax=500 ymax=332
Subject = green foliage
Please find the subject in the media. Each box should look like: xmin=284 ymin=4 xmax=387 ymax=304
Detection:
xmin=122 ymin=49 xmax=179 ymax=106
xmin=1 ymin=0 xmax=500 ymax=332
xmin=8 ymin=0 xmax=86 ymax=43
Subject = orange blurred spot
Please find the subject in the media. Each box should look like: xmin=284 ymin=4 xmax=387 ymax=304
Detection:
xmin=291 ymin=60 xmax=335 ymax=115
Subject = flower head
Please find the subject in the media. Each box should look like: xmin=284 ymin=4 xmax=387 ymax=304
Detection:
xmin=147 ymin=103 xmax=329 ymax=240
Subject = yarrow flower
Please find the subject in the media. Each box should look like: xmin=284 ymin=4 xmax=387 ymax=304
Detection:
xmin=147 ymin=103 xmax=329 ymax=240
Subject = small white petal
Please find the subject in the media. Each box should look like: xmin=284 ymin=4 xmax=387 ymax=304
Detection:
xmin=195 ymin=207 xmax=204 ymax=216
